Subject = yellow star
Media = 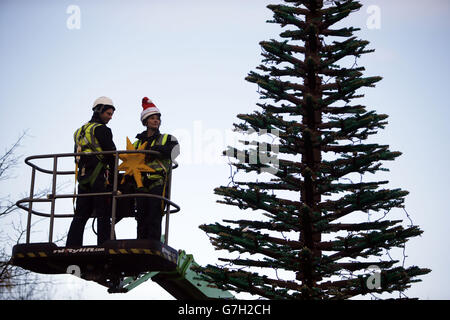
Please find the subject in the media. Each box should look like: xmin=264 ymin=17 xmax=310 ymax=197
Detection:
xmin=118 ymin=137 xmax=155 ymax=188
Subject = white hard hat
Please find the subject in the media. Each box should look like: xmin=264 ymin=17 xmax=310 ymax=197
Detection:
xmin=92 ymin=96 xmax=115 ymax=110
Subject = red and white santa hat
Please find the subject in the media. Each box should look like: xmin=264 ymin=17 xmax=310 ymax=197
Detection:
xmin=141 ymin=97 xmax=161 ymax=123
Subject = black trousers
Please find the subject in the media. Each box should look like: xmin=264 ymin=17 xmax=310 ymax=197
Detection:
xmin=66 ymin=175 xmax=111 ymax=247
xmin=135 ymin=184 xmax=165 ymax=241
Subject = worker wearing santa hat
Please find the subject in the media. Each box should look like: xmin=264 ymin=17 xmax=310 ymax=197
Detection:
xmin=133 ymin=97 xmax=179 ymax=241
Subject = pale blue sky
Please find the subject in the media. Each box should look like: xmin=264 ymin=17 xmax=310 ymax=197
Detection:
xmin=1 ymin=0 xmax=449 ymax=299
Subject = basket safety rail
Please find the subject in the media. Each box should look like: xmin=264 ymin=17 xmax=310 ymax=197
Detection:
xmin=16 ymin=150 xmax=180 ymax=246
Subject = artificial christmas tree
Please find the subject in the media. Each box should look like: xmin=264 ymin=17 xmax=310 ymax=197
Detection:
xmin=198 ymin=0 xmax=430 ymax=299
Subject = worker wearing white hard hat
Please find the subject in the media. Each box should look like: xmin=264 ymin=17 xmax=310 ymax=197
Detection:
xmin=66 ymin=96 xmax=117 ymax=247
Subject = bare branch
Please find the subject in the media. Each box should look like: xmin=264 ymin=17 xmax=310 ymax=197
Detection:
xmin=0 ymin=130 xmax=28 ymax=181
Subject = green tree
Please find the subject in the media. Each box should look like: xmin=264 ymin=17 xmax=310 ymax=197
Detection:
xmin=199 ymin=0 xmax=430 ymax=299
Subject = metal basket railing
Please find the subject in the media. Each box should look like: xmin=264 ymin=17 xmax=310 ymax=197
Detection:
xmin=15 ymin=149 xmax=180 ymax=246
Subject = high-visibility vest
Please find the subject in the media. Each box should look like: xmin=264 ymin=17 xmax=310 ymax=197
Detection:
xmin=134 ymin=133 xmax=171 ymax=180
xmin=73 ymin=122 xmax=107 ymax=186
xmin=73 ymin=122 xmax=104 ymax=188
xmin=74 ymin=122 xmax=103 ymax=155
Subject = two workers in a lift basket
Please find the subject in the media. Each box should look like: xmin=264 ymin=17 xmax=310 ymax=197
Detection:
xmin=66 ymin=96 xmax=179 ymax=247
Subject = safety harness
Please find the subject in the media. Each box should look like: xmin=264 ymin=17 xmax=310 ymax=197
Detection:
xmin=73 ymin=122 xmax=107 ymax=188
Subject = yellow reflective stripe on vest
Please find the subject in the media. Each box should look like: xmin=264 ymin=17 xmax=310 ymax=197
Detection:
xmin=74 ymin=122 xmax=103 ymax=153
xmin=135 ymin=134 xmax=169 ymax=149
xmin=161 ymin=133 xmax=169 ymax=145
xmin=150 ymin=133 xmax=169 ymax=147
xmin=73 ymin=122 xmax=104 ymax=188
xmin=134 ymin=134 xmax=171 ymax=179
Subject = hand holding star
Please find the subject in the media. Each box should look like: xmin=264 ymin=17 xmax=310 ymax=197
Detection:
xmin=117 ymin=137 xmax=155 ymax=188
